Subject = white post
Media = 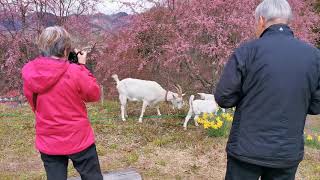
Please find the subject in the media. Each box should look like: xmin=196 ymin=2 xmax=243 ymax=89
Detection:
xmin=100 ymin=85 xmax=104 ymax=105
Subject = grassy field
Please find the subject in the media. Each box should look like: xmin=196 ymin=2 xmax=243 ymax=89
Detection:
xmin=0 ymin=101 xmax=320 ymax=180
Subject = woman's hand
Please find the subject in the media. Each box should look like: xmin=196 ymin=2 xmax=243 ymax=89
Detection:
xmin=75 ymin=49 xmax=87 ymax=65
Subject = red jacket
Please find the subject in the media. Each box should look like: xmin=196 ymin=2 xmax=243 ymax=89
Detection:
xmin=22 ymin=57 xmax=100 ymax=155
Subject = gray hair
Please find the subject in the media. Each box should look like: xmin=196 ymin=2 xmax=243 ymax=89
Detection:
xmin=255 ymin=0 xmax=293 ymax=23
xmin=38 ymin=26 xmax=71 ymax=58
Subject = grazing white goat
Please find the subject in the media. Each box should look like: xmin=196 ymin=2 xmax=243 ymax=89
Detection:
xmin=112 ymin=74 xmax=185 ymax=123
xmin=197 ymin=93 xmax=226 ymax=113
xmin=183 ymin=95 xmax=219 ymax=130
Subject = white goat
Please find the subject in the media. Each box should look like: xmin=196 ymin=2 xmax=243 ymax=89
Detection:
xmin=183 ymin=95 xmax=218 ymax=130
xmin=197 ymin=93 xmax=215 ymax=101
xmin=112 ymin=74 xmax=184 ymax=123
xmin=197 ymin=93 xmax=226 ymax=113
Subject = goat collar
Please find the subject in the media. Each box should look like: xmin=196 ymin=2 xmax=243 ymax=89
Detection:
xmin=165 ymin=91 xmax=170 ymax=103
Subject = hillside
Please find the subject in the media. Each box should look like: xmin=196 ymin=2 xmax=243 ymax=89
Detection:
xmin=0 ymin=12 xmax=130 ymax=32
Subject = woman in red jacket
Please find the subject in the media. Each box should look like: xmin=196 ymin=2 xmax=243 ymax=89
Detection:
xmin=22 ymin=26 xmax=103 ymax=180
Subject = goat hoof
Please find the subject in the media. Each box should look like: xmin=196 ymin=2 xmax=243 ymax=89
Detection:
xmin=183 ymin=127 xmax=187 ymax=131
xmin=138 ymin=119 xmax=143 ymax=123
xmin=122 ymin=119 xmax=126 ymax=121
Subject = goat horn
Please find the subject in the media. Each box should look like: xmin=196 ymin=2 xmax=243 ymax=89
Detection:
xmin=174 ymin=85 xmax=179 ymax=93
xmin=175 ymin=84 xmax=183 ymax=97
xmin=177 ymin=84 xmax=183 ymax=94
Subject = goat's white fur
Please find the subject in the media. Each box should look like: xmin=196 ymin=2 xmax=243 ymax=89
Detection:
xmin=197 ymin=93 xmax=226 ymax=113
xmin=197 ymin=93 xmax=215 ymax=100
xmin=112 ymin=74 xmax=184 ymax=123
xmin=183 ymin=95 xmax=218 ymax=130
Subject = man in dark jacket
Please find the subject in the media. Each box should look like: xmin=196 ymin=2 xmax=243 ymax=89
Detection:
xmin=214 ymin=0 xmax=320 ymax=179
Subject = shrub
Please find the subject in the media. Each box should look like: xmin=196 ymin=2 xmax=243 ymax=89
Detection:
xmin=196 ymin=108 xmax=234 ymax=137
xmin=305 ymin=133 xmax=320 ymax=149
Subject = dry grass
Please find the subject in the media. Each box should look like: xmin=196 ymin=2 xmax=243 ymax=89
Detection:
xmin=0 ymin=102 xmax=319 ymax=180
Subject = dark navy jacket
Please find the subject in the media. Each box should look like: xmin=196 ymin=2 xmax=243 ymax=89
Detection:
xmin=214 ymin=24 xmax=320 ymax=168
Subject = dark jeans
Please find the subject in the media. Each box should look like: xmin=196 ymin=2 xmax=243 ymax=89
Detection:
xmin=40 ymin=144 xmax=103 ymax=180
xmin=225 ymin=156 xmax=298 ymax=180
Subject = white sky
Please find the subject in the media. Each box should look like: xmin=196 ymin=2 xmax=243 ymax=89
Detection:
xmin=97 ymin=0 xmax=156 ymax=14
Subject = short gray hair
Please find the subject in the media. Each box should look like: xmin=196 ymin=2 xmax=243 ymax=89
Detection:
xmin=38 ymin=26 xmax=71 ymax=57
xmin=255 ymin=0 xmax=292 ymax=23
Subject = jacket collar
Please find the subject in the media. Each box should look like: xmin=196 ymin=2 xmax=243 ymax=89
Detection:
xmin=260 ymin=24 xmax=294 ymax=38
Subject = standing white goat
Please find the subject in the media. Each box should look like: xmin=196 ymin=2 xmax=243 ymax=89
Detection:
xmin=197 ymin=93 xmax=216 ymax=101
xmin=197 ymin=93 xmax=226 ymax=113
xmin=183 ymin=95 xmax=219 ymax=130
xmin=112 ymin=74 xmax=184 ymax=123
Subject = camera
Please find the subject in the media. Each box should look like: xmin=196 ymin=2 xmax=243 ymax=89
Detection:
xmin=68 ymin=51 xmax=82 ymax=64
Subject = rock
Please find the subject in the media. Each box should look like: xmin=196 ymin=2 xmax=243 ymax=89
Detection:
xmin=67 ymin=169 xmax=142 ymax=180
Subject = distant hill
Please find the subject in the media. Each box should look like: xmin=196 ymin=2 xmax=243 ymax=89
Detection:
xmin=0 ymin=12 xmax=130 ymax=32
xmin=88 ymin=12 xmax=131 ymax=32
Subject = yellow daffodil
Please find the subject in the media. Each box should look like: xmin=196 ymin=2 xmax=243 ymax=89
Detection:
xmin=204 ymin=122 xmax=210 ymax=129
xmin=225 ymin=113 xmax=233 ymax=121
xmin=216 ymin=122 xmax=223 ymax=128
xmin=221 ymin=113 xmax=226 ymax=119
xmin=306 ymin=135 xmax=313 ymax=141
xmin=203 ymin=112 xmax=209 ymax=120
xmin=226 ymin=117 xmax=233 ymax=121
xmin=196 ymin=118 xmax=201 ymax=124
xmin=318 ymin=136 xmax=320 ymax=142
xmin=211 ymin=124 xmax=218 ymax=129
xmin=209 ymin=112 xmax=214 ymax=118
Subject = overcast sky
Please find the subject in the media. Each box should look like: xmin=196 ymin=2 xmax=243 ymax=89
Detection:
xmin=97 ymin=0 xmax=155 ymax=14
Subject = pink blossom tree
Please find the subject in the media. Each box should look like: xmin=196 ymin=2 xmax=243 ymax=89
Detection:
xmin=0 ymin=0 xmax=319 ymax=95
xmin=97 ymin=0 xmax=320 ymax=93
xmin=0 ymin=0 xmax=101 ymax=93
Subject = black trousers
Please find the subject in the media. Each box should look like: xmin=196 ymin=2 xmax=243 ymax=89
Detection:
xmin=225 ymin=156 xmax=298 ymax=180
xmin=40 ymin=144 xmax=103 ymax=180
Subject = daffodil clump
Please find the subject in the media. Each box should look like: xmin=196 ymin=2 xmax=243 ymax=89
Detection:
xmin=197 ymin=108 xmax=234 ymax=137
xmin=305 ymin=133 xmax=320 ymax=149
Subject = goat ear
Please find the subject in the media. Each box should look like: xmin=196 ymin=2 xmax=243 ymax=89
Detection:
xmin=182 ymin=93 xmax=186 ymax=97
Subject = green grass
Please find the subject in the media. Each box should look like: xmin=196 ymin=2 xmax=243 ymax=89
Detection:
xmin=305 ymin=137 xmax=320 ymax=149
xmin=0 ymin=102 xmax=320 ymax=179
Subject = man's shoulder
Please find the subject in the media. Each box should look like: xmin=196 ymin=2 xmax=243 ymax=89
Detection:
xmin=238 ymin=37 xmax=319 ymax=54
xmin=292 ymin=38 xmax=319 ymax=51
xmin=235 ymin=39 xmax=260 ymax=52
xmin=232 ymin=39 xmax=259 ymax=58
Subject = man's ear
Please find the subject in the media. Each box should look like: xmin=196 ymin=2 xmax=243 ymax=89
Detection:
xmin=172 ymin=94 xmax=176 ymax=99
xmin=259 ymin=16 xmax=267 ymax=28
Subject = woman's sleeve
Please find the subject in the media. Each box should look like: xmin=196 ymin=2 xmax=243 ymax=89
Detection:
xmin=75 ymin=65 xmax=101 ymax=102
xmin=23 ymin=82 xmax=36 ymax=111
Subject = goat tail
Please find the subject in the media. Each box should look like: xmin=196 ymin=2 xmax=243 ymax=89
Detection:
xmin=189 ymin=95 xmax=195 ymax=110
xmin=112 ymin=74 xmax=120 ymax=85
